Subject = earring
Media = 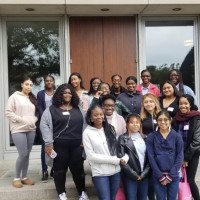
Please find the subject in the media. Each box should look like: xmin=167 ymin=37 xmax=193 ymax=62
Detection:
xmin=169 ymin=125 xmax=171 ymax=131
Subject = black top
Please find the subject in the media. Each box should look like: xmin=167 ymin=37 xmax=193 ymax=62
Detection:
xmin=142 ymin=112 xmax=157 ymax=136
xmin=110 ymin=86 xmax=127 ymax=97
xmin=50 ymin=105 xmax=83 ymax=140
xmin=159 ymin=98 xmax=179 ymax=118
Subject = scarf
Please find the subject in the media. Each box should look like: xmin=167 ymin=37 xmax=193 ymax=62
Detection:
xmin=176 ymin=110 xmax=200 ymax=121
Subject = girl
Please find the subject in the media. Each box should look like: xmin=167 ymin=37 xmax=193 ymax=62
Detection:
xmin=159 ymin=81 xmax=180 ymax=118
xmin=5 ymin=77 xmax=38 ymax=188
xmin=83 ymin=105 xmax=121 ymax=200
xmin=117 ymin=76 xmax=143 ymax=115
xmin=146 ymin=110 xmax=183 ymax=200
xmin=118 ymin=113 xmax=150 ymax=200
xmin=140 ymin=93 xmax=161 ymax=200
xmin=40 ymin=84 xmax=88 ymax=200
xmin=82 ymin=77 xmax=102 ymax=113
xmin=37 ymin=74 xmax=55 ymax=182
xmin=140 ymin=93 xmax=161 ymax=137
xmin=173 ymin=94 xmax=200 ymax=200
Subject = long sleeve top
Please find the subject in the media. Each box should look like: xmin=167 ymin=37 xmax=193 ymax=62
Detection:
xmin=146 ymin=129 xmax=183 ymax=182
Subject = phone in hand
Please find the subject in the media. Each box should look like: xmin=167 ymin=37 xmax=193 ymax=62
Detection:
xmin=50 ymin=149 xmax=57 ymax=159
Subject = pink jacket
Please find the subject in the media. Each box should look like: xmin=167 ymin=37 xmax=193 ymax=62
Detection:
xmin=136 ymin=82 xmax=160 ymax=98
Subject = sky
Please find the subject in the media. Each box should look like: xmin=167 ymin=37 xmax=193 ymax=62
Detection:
xmin=146 ymin=26 xmax=194 ymax=67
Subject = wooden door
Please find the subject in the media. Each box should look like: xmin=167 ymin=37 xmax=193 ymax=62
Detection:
xmin=69 ymin=16 xmax=137 ymax=89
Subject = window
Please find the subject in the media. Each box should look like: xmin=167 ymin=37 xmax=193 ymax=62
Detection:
xmin=143 ymin=19 xmax=195 ymax=92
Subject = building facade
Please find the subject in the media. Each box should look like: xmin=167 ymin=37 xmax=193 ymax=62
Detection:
xmin=0 ymin=0 xmax=200 ymax=160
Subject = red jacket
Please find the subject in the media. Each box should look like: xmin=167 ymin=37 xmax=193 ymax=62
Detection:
xmin=136 ymin=82 xmax=160 ymax=98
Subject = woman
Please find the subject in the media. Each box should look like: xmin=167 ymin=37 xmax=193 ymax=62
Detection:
xmin=159 ymin=80 xmax=180 ymax=118
xmin=118 ymin=114 xmax=150 ymax=200
xmin=117 ymin=76 xmax=143 ymax=114
xmin=5 ymin=77 xmax=38 ymax=188
xmin=110 ymin=74 xmax=126 ymax=97
xmin=101 ymin=94 xmax=126 ymax=138
xmin=91 ymin=82 xmax=131 ymax=118
xmin=173 ymin=94 xmax=200 ymax=200
xmin=141 ymin=93 xmax=161 ymax=137
xmin=83 ymin=105 xmax=121 ymax=200
xmin=40 ymin=84 xmax=88 ymax=200
xmin=37 ymin=75 xmax=55 ymax=182
xmin=146 ymin=110 xmax=183 ymax=200
xmin=68 ymin=72 xmax=88 ymax=98
xmin=168 ymin=69 xmax=197 ymax=105
xmin=140 ymin=93 xmax=161 ymax=200
xmin=82 ymin=77 xmax=102 ymax=113
xmin=136 ymin=70 xmax=160 ymax=98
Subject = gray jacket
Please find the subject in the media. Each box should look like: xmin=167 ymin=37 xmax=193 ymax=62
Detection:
xmin=40 ymin=105 xmax=87 ymax=166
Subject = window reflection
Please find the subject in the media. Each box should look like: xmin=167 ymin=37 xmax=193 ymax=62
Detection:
xmin=145 ymin=21 xmax=194 ymax=91
xmin=7 ymin=21 xmax=61 ymax=146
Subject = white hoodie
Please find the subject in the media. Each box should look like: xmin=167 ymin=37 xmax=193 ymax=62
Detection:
xmin=83 ymin=125 xmax=120 ymax=177
xmin=5 ymin=91 xmax=38 ymax=134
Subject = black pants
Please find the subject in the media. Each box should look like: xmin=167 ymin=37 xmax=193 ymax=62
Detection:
xmin=186 ymin=155 xmax=200 ymax=200
xmin=53 ymin=139 xmax=86 ymax=196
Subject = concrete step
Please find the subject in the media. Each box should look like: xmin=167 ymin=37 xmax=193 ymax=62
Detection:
xmin=0 ymin=159 xmax=97 ymax=200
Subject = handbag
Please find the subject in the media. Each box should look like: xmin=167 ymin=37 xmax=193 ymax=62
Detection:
xmin=115 ymin=179 xmax=125 ymax=200
xmin=178 ymin=167 xmax=192 ymax=200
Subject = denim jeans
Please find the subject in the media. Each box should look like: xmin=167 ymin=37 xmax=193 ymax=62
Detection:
xmin=153 ymin=176 xmax=180 ymax=200
xmin=122 ymin=173 xmax=148 ymax=200
xmin=93 ymin=172 xmax=120 ymax=200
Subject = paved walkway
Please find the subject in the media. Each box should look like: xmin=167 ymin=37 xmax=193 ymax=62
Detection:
xmin=0 ymin=159 xmax=200 ymax=200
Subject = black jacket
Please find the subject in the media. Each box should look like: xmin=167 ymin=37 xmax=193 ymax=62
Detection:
xmin=117 ymin=132 xmax=150 ymax=180
xmin=142 ymin=112 xmax=157 ymax=136
xmin=173 ymin=115 xmax=200 ymax=162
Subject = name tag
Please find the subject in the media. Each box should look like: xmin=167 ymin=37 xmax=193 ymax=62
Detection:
xmin=184 ymin=125 xmax=189 ymax=130
xmin=153 ymin=119 xmax=157 ymax=124
xmin=167 ymin=107 xmax=174 ymax=112
xmin=62 ymin=111 xmax=70 ymax=115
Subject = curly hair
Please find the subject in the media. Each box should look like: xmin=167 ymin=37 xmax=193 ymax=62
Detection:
xmin=101 ymin=94 xmax=116 ymax=104
xmin=140 ymin=93 xmax=161 ymax=120
xmin=52 ymin=84 xmax=79 ymax=108
xmin=86 ymin=104 xmax=117 ymax=156
xmin=68 ymin=72 xmax=85 ymax=89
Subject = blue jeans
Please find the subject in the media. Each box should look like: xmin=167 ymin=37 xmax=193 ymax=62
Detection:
xmin=153 ymin=176 xmax=180 ymax=200
xmin=122 ymin=173 xmax=148 ymax=200
xmin=93 ymin=172 xmax=120 ymax=200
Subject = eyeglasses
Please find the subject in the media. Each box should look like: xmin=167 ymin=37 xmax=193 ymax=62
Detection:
xmin=157 ymin=118 xmax=169 ymax=123
xmin=103 ymin=104 xmax=115 ymax=108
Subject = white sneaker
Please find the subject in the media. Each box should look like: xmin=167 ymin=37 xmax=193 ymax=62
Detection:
xmin=79 ymin=191 xmax=89 ymax=200
xmin=58 ymin=192 xmax=67 ymax=200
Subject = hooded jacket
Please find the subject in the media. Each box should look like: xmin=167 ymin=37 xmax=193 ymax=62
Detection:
xmin=5 ymin=91 xmax=37 ymax=134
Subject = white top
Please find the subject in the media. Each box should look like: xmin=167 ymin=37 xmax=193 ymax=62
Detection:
xmin=83 ymin=125 xmax=121 ymax=177
xmin=131 ymin=133 xmax=146 ymax=171
xmin=5 ymin=91 xmax=38 ymax=134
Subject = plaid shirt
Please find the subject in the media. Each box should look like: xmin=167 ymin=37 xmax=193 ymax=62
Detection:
xmin=178 ymin=120 xmax=190 ymax=150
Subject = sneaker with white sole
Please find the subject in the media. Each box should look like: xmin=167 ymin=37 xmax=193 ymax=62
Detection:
xmin=58 ymin=192 xmax=67 ymax=200
xmin=79 ymin=191 xmax=89 ymax=200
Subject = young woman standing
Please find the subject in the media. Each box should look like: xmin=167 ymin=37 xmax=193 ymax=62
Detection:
xmin=83 ymin=105 xmax=121 ymax=200
xmin=173 ymin=94 xmax=200 ymax=200
xmin=37 ymin=75 xmax=55 ymax=182
xmin=40 ymin=84 xmax=88 ymax=200
xmin=5 ymin=77 xmax=38 ymax=188
xmin=146 ymin=110 xmax=183 ymax=200
xmin=140 ymin=93 xmax=161 ymax=200
xmin=118 ymin=114 xmax=150 ymax=200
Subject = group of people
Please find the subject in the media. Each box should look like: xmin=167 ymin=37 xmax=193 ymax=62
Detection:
xmin=5 ymin=69 xmax=200 ymax=200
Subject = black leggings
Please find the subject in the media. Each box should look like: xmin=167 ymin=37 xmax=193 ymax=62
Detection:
xmin=53 ymin=139 xmax=86 ymax=195
xmin=186 ymin=155 xmax=200 ymax=200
